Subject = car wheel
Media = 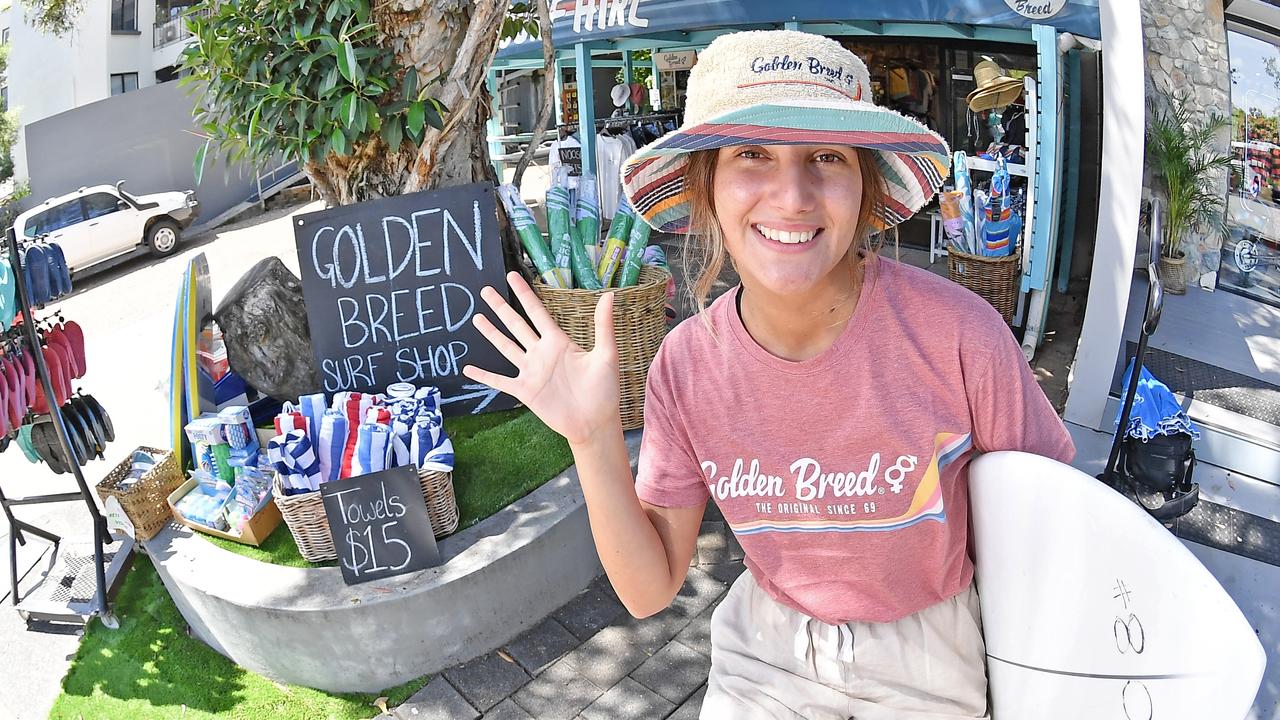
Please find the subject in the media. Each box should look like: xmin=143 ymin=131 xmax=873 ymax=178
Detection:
xmin=147 ymin=219 xmax=181 ymax=257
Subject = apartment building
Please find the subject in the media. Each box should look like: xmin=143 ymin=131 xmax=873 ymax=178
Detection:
xmin=5 ymin=0 xmax=203 ymax=180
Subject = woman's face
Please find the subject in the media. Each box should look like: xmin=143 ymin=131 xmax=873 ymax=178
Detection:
xmin=712 ymin=143 xmax=864 ymax=298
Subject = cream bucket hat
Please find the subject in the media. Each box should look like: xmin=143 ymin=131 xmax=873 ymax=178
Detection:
xmin=620 ymin=30 xmax=951 ymax=234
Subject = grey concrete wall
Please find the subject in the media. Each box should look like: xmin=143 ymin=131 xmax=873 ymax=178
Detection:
xmin=22 ymin=80 xmax=257 ymax=226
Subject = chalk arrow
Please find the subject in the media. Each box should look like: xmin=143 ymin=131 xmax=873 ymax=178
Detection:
xmin=441 ymin=384 xmax=503 ymax=413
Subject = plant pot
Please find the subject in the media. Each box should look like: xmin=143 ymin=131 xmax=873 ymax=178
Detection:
xmin=1159 ymin=253 xmax=1188 ymax=295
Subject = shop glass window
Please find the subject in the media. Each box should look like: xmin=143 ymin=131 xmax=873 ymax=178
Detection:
xmin=111 ymin=0 xmax=137 ymax=32
xmin=1223 ymin=30 xmax=1280 ymax=307
xmin=111 ymin=72 xmax=139 ymax=96
xmin=83 ymin=193 xmax=122 ymax=220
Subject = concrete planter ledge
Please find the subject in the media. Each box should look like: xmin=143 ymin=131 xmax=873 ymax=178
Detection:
xmin=145 ymin=429 xmax=642 ymax=693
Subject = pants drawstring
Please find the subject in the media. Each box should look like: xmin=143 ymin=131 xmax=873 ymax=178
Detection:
xmin=793 ymin=616 xmax=855 ymax=665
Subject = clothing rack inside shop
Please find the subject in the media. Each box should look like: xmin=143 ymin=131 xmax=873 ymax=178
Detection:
xmin=557 ymin=110 xmax=683 ymax=138
xmin=0 ymin=226 xmax=131 ymax=628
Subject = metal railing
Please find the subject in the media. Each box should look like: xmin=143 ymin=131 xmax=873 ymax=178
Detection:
xmin=153 ymin=6 xmax=211 ymax=49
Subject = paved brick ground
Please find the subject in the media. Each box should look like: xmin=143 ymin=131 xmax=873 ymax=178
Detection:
xmin=387 ymin=504 xmax=743 ymax=720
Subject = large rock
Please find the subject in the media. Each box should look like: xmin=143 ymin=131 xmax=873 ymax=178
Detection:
xmin=215 ymin=257 xmax=321 ymax=401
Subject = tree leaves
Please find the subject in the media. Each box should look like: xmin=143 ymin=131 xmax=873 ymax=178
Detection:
xmin=407 ymin=101 xmax=425 ymax=137
xmin=179 ymin=0 xmax=475 ymax=171
xmin=337 ymin=39 xmax=361 ymax=85
xmin=193 ymin=139 xmax=210 ymax=186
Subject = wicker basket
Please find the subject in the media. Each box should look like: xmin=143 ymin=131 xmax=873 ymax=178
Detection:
xmin=533 ymin=265 xmax=670 ymax=430
xmin=419 ymin=469 xmax=459 ymax=537
xmin=946 ymin=250 xmax=1021 ymax=324
xmin=274 ymin=469 xmax=460 ymax=564
xmin=96 ymin=446 xmax=185 ymax=541
xmin=273 ymin=477 xmax=336 ymax=562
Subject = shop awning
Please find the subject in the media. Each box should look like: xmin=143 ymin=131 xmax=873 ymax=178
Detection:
xmin=497 ymin=0 xmax=1101 ymax=59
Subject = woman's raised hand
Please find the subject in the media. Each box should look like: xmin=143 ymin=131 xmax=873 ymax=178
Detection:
xmin=462 ymin=272 xmax=620 ymax=446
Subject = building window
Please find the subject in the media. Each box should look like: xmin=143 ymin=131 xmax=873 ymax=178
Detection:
xmin=111 ymin=72 xmax=139 ymax=96
xmin=1224 ymin=29 xmax=1280 ymax=308
xmin=111 ymin=0 xmax=137 ymax=32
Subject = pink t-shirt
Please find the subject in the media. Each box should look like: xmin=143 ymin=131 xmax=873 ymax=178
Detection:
xmin=635 ymin=254 xmax=1075 ymax=624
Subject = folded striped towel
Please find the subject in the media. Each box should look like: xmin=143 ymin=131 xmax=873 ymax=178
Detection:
xmin=266 ymin=430 xmax=322 ymax=494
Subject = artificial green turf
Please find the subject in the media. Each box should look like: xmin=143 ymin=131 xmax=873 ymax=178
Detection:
xmin=49 ymin=555 xmax=430 ymax=720
xmin=199 ymin=407 xmax=574 ymax=565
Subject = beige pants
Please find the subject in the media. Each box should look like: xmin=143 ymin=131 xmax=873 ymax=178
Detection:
xmin=702 ymin=572 xmax=990 ymax=720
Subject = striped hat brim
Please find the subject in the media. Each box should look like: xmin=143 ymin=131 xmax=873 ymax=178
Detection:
xmin=621 ymin=99 xmax=951 ymax=235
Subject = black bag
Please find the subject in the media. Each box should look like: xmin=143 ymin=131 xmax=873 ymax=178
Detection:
xmin=1123 ymin=431 xmax=1195 ymax=493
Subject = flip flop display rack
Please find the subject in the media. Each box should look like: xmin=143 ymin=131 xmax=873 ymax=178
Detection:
xmin=0 ymin=227 xmax=132 ymax=628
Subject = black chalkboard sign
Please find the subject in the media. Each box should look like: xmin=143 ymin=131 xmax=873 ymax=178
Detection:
xmin=293 ymin=183 xmax=518 ymax=416
xmin=321 ymin=465 xmax=441 ymax=585
xmin=558 ymin=146 xmax=582 ymax=176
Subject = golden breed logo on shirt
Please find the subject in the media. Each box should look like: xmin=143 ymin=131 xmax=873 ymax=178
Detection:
xmin=701 ymin=432 xmax=971 ymax=536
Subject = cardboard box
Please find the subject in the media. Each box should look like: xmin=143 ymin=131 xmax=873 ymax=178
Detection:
xmin=167 ymin=477 xmax=283 ymax=546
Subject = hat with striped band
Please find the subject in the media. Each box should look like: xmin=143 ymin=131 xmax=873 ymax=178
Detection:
xmin=621 ymin=30 xmax=950 ymax=235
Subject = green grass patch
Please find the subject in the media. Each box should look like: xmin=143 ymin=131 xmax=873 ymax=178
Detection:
xmin=50 ymin=555 xmax=428 ymax=720
xmin=199 ymin=408 xmax=573 ymax=565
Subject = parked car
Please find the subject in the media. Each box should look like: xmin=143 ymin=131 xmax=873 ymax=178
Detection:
xmin=14 ymin=181 xmax=199 ymax=275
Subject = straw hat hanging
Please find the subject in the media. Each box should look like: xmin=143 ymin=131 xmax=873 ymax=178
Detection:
xmin=966 ymin=58 xmax=1024 ymax=112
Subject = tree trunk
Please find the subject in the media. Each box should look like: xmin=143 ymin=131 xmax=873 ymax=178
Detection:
xmin=300 ymin=0 xmax=506 ymax=206
xmin=300 ymin=0 xmax=527 ymax=274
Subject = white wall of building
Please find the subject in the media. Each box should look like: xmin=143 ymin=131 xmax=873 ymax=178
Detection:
xmin=7 ymin=1 xmax=193 ymax=184
xmin=108 ymin=1 xmax=159 ymax=90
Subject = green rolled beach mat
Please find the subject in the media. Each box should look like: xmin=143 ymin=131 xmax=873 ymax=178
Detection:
xmin=576 ymin=172 xmax=602 ymax=249
xmin=497 ymin=184 xmax=564 ymax=288
xmin=606 ymin=197 xmax=635 ymax=248
xmin=617 ymin=215 xmax=653 ymax=288
xmin=597 ymin=198 xmax=635 ymax=287
xmin=569 ymin=220 xmax=603 ymax=290
xmin=545 ymin=186 xmax=575 ymax=281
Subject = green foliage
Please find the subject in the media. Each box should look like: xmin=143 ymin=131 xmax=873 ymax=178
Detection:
xmin=502 ymin=2 xmax=541 ymax=42
xmin=615 ymin=49 xmax=654 ymax=92
xmin=18 ymin=0 xmax=83 ymax=36
xmin=0 ymin=180 xmax=30 ymax=228
xmin=1147 ymin=95 xmax=1232 ymax=259
xmin=179 ymin=0 xmax=451 ymax=180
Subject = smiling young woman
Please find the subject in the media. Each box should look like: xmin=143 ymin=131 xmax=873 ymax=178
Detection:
xmin=463 ymin=29 xmax=1074 ymax=720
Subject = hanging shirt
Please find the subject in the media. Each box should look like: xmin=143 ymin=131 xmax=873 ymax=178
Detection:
xmin=635 ymin=255 xmax=1075 ymax=625
xmin=595 ymin=133 xmax=627 ymax=219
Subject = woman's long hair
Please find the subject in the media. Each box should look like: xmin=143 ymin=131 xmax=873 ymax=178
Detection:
xmin=681 ymin=146 xmax=892 ymax=327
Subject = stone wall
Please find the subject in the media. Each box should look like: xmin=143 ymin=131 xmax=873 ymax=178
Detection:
xmin=1141 ymin=0 xmax=1232 ymax=289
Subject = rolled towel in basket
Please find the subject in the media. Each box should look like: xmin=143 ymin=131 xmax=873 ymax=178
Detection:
xmin=352 ymin=423 xmax=393 ymax=477
xmin=317 ymin=409 xmax=348 ymax=483
xmin=411 ymin=414 xmax=455 ymax=473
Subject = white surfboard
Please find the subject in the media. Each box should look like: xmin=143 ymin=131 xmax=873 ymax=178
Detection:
xmin=969 ymin=451 xmax=1265 ymax=720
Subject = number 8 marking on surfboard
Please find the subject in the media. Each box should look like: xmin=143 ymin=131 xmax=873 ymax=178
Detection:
xmin=1111 ymin=578 xmax=1153 ymax=719
xmin=1114 ymin=613 xmax=1146 ymax=654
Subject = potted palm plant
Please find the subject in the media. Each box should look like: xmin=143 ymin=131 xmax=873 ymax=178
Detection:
xmin=1145 ymin=95 xmax=1231 ymax=294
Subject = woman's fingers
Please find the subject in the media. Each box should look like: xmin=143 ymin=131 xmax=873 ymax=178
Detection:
xmin=480 ymin=284 xmax=540 ymax=349
xmin=506 ymin=271 xmax=562 ymax=339
xmin=471 ymin=313 xmax=526 ymax=369
xmin=461 ymin=364 xmax=519 ymax=398
xmin=592 ymin=291 xmax=617 ymax=360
